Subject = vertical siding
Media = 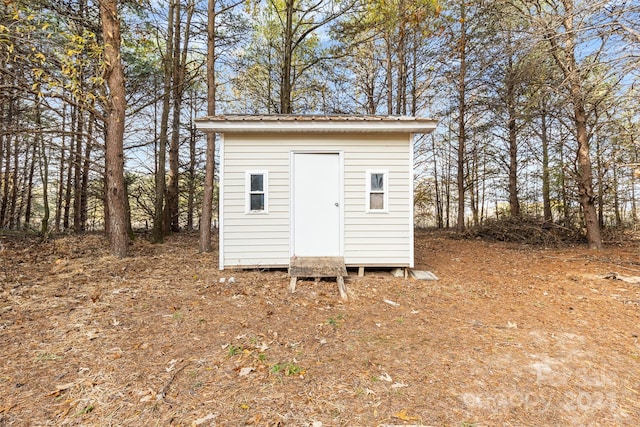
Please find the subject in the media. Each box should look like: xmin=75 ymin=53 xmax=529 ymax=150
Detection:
xmin=221 ymin=133 xmax=412 ymax=268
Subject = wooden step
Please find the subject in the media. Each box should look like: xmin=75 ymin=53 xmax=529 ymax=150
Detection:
xmin=288 ymin=256 xmax=348 ymax=300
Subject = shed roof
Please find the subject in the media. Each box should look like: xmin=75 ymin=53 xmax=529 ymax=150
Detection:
xmin=195 ymin=114 xmax=438 ymax=134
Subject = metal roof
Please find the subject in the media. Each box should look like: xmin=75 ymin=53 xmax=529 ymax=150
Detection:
xmin=194 ymin=114 xmax=438 ymax=134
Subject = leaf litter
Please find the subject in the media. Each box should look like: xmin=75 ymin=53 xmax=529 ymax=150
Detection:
xmin=0 ymin=230 xmax=639 ymax=425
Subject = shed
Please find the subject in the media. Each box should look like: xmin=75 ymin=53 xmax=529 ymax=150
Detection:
xmin=195 ymin=115 xmax=438 ymax=273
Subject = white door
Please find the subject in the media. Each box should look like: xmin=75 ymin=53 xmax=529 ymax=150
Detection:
xmin=292 ymin=153 xmax=341 ymax=257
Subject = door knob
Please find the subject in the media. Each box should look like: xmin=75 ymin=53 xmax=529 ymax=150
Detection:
xmin=335 ymin=202 xmax=339 ymax=207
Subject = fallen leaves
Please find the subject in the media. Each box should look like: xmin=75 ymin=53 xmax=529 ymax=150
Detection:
xmin=0 ymin=404 xmax=15 ymax=414
xmin=166 ymin=359 xmax=178 ymax=372
xmin=1 ymin=232 xmax=639 ymax=426
xmin=50 ymin=258 xmax=69 ymax=273
xmin=391 ymin=382 xmax=408 ymax=389
xmin=238 ymin=366 xmax=255 ymax=377
xmin=379 ymin=372 xmax=393 ymax=382
xmin=138 ymin=388 xmax=157 ymax=403
xmin=393 ymin=409 xmax=419 ymax=421
xmin=192 ymin=412 xmax=218 ymax=426
xmin=604 ymin=272 xmax=640 ymax=284
xmin=50 ymin=382 xmax=77 ymax=396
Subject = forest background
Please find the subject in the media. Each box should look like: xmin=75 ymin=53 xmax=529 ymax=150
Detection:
xmin=0 ymin=0 xmax=639 ymax=256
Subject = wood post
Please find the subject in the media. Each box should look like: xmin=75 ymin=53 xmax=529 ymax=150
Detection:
xmin=337 ymin=277 xmax=348 ymax=301
xmin=288 ymin=257 xmax=348 ymax=300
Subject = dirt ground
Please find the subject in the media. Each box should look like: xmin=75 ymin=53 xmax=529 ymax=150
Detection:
xmin=1 ymin=230 xmax=639 ymax=426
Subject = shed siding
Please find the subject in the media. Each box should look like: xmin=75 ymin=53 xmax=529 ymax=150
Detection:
xmin=221 ymin=133 xmax=412 ymax=268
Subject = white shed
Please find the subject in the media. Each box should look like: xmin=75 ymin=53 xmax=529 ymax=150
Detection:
xmin=195 ymin=115 xmax=437 ymax=273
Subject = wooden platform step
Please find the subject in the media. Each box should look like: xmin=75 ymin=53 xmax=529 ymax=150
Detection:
xmin=288 ymin=256 xmax=348 ymax=300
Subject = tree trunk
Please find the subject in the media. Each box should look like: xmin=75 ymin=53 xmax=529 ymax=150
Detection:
xmin=365 ymin=53 xmax=376 ymax=114
xmin=480 ymin=151 xmax=487 ymax=224
xmin=24 ymin=142 xmax=36 ymax=228
xmin=545 ymin=0 xmax=601 ymax=248
xmin=385 ymin=33 xmax=393 ymax=115
xmin=166 ymin=0 xmax=195 ymax=233
xmin=63 ymin=105 xmax=77 ymax=231
xmin=166 ymin=0 xmax=182 ymax=233
xmin=0 ymin=84 xmax=13 ymax=229
xmin=16 ymin=145 xmax=28 ymax=228
xmin=410 ymin=32 xmax=418 ymax=116
xmin=80 ymin=115 xmax=94 ymax=230
xmin=0 ymin=131 xmax=10 ymax=228
xmin=103 ymin=173 xmax=109 ymax=234
xmin=632 ymin=146 xmax=638 ymax=226
xmin=280 ymin=0 xmax=294 ymax=114
xmin=187 ymin=94 xmax=196 ymax=231
xmin=456 ymin=0 xmax=467 ymax=232
xmin=152 ymin=0 xmax=175 ymax=243
xmin=595 ymin=132 xmax=604 ymax=228
xmin=40 ymin=142 xmax=50 ymax=235
xmin=396 ymin=2 xmax=406 ymax=116
xmin=38 ymin=101 xmax=50 ymax=235
xmin=100 ymin=0 xmax=129 ymax=257
xmin=199 ymin=0 xmax=217 ymax=253
xmin=574 ymin=100 xmax=601 ymax=248
xmin=468 ymin=141 xmax=479 ymax=226
xmin=445 ymin=123 xmax=453 ymax=229
xmin=432 ymin=135 xmax=443 ymax=228
xmin=21 ymin=141 xmax=37 ymax=228
xmin=55 ymin=104 xmax=68 ymax=232
xmin=0 ymin=69 xmax=4 ymax=223
xmin=540 ymin=103 xmax=552 ymax=222
xmin=612 ymin=152 xmax=621 ymax=227
xmin=558 ymin=139 xmax=570 ymax=225
xmin=73 ymin=108 xmax=84 ymax=231
xmin=507 ymin=110 xmax=519 ymax=218
xmin=9 ymin=118 xmax=20 ymax=229
xmin=506 ymin=67 xmax=520 ymax=218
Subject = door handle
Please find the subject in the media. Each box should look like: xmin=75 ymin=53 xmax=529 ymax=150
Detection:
xmin=334 ymin=202 xmax=339 ymax=207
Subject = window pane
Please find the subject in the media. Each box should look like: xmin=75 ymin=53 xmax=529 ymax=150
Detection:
xmin=371 ymin=173 xmax=384 ymax=191
xmin=250 ymin=194 xmax=264 ymax=211
xmin=250 ymin=174 xmax=263 ymax=192
xmin=370 ymin=193 xmax=384 ymax=210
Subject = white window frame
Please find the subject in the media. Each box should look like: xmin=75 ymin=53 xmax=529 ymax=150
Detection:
xmin=245 ymin=170 xmax=269 ymax=214
xmin=365 ymin=169 xmax=388 ymax=213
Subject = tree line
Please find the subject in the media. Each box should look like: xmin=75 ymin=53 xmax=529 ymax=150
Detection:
xmin=0 ymin=0 xmax=639 ymax=255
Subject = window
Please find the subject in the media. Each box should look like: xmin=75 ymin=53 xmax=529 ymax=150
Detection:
xmin=366 ymin=170 xmax=388 ymax=212
xmin=246 ymin=171 xmax=268 ymax=213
